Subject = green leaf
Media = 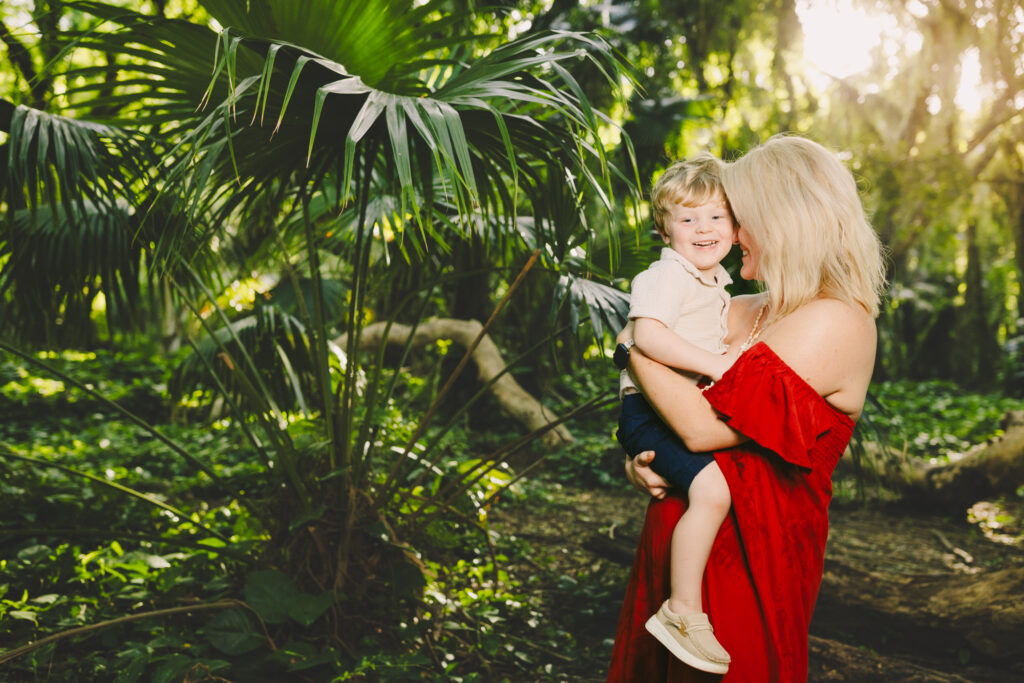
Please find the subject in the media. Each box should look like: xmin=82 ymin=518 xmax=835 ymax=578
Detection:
xmin=16 ymin=544 xmax=52 ymax=563
xmin=243 ymin=568 xmax=333 ymax=626
xmin=8 ymin=610 xmax=38 ymax=624
xmin=243 ymin=569 xmax=295 ymax=624
xmin=288 ymin=503 xmax=328 ymax=533
xmin=150 ymin=655 xmax=195 ymax=683
xmin=201 ymin=608 xmax=266 ymax=655
xmin=114 ymin=652 xmax=149 ymax=683
xmin=264 ymin=641 xmax=335 ymax=672
xmin=287 ymin=590 xmax=334 ymax=627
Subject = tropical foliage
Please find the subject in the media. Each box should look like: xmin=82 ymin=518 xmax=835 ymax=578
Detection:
xmin=2 ymin=0 xmax=1024 ymax=679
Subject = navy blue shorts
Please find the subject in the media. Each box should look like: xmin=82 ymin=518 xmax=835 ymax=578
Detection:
xmin=616 ymin=393 xmax=714 ymax=492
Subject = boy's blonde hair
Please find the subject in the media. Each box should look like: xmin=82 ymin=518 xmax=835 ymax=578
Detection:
xmin=651 ymin=152 xmax=731 ymax=236
xmin=721 ymin=134 xmax=887 ymax=320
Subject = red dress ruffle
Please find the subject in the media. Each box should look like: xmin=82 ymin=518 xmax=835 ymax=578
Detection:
xmin=606 ymin=342 xmax=854 ymax=682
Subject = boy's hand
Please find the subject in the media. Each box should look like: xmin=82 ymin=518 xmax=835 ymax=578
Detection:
xmin=706 ymin=347 xmax=741 ymax=381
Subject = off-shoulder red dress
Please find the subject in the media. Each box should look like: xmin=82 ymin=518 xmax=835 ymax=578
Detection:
xmin=606 ymin=343 xmax=854 ymax=682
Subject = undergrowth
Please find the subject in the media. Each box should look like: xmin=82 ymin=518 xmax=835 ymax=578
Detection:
xmin=3 ymin=351 xmax=1018 ymax=680
xmin=0 ymin=349 xmax=629 ymax=681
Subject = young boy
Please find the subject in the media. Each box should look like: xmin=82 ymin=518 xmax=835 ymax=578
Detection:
xmin=614 ymin=153 xmax=735 ymax=674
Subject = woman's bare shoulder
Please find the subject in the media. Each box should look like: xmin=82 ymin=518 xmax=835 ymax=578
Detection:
xmin=730 ymin=292 xmax=768 ymax=314
xmin=763 ymin=298 xmax=877 ymax=416
xmin=781 ymin=297 xmax=874 ymax=333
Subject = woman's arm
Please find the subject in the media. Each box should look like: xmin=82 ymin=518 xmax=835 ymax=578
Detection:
xmin=628 ymin=348 xmax=746 ymax=452
xmin=619 ymin=295 xmax=763 ymax=453
xmin=625 ymin=296 xmax=876 ymax=456
xmin=623 ymin=450 xmax=670 ymax=500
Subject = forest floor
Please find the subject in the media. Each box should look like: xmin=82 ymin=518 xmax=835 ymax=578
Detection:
xmin=490 ymin=483 xmax=1024 ymax=682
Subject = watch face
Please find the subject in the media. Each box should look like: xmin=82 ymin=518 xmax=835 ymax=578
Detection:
xmin=613 ymin=342 xmax=629 ymax=370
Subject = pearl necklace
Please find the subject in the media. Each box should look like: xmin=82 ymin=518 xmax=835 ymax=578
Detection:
xmin=738 ymin=304 xmax=767 ymax=354
xmin=702 ymin=304 xmax=768 ymax=392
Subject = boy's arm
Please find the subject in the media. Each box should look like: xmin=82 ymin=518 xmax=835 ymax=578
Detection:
xmin=633 ymin=317 xmax=734 ymax=380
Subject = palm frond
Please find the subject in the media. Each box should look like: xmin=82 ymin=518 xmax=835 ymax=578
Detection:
xmin=0 ymin=202 xmax=147 ymax=344
xmin=199 ymin=0 xmax=461 ymax=89
xmin=60 ymin=2 xmax=248 ymax=130
xmin=0 ymin=99 xmax=151 ymax=223
xmin=170 ymin=23 xmax=636 ymax=234
xmin=553 ymin=274 xmax=630 ymax=349
xmin=170 ymin=301 xmax=331 ymax=415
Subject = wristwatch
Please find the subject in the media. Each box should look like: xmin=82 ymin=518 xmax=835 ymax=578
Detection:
xmin=613 ymin=339 xmax=635 ymax=370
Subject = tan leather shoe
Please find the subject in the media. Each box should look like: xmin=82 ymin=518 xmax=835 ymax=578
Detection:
xmin=645 ymin=601 xmax=730 ymax=674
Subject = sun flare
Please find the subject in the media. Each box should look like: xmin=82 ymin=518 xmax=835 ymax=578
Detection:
xmin=797 ymin=0 xmax=986 ymax=115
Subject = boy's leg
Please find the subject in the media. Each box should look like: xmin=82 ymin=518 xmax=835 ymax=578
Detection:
xmin=667 ymin=462 xmax=731 ymax=616
xmin=644 ymin=461 xmax=732 ymax=673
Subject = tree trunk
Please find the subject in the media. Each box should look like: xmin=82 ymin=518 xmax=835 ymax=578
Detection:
xmin=957 ymin=221 xmax=999 ymax=388
xmin=159 ymin=278 xmax=184 ymax=355
xmin=1014 ymin=182 xmax=1024 ymax=325
xmin=1007 ymin=176 xmax=1024 ymax=396
xmin=814 ymin=559 xmax=1024 ymax=665
xmin=336 ymin=318 xmax=574 ymax=448
xmin=895 ymin=424 xmax=1024 ymax=510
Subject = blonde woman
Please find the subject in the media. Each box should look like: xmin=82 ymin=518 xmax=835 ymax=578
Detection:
xmin=607 ymin=134 xmax=886 ymax=682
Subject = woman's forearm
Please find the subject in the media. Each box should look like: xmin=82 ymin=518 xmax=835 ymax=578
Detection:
xmin=628 ymin=349 xmax=744 ymax=452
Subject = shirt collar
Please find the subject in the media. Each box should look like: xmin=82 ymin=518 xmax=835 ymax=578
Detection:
xmin=659 ymin=247 xmax=732 ymax=287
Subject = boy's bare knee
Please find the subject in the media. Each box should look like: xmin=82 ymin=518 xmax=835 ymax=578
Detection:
xmin=690 ymin=466 xmax=732 ymax=515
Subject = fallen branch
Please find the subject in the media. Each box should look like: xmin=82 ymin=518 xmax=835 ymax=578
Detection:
xmin=840 ymin=423 xmax=1024 ymax=510
xmin=808 ymin=635 xmax=976 ymax=682
xmin=0 ymin=599 xmax=262 ymax=664
xmin=929 ymin=528 xmax=974 ymax=565
xmin=337 ymin=318 xmax=573 ymax=448
xmin=816 ymin=560 xmax=1024 ymax=663
xmin=898 ymin=425 xmax=1024 ymax=510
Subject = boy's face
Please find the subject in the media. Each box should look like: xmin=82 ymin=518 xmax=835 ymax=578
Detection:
xmin=660 ymin=198 xmax=736 ymax=275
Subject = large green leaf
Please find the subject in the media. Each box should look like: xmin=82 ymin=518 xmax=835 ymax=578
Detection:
xmin=200 ymin=608 xmax=266 ymax=655
xmin=243 ymin=569 xmax=332 ymax=626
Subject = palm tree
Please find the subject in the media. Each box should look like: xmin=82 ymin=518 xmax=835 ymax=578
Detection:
xmin=2 ymin=0 xmax=639 ymax=667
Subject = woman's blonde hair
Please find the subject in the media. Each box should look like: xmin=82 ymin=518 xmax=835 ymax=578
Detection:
xmin=721 ymin=134 xmax=887 ymax=320
xmin=651 ymin=152 xmax=731 ymax=236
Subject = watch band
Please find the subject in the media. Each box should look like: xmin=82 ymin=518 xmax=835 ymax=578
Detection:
xmin=613 ymin=339 xmax=635 ymax=370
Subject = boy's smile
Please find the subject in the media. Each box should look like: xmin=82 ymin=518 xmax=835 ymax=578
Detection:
xmin=660 ymin=200 xmax=736 ymax=275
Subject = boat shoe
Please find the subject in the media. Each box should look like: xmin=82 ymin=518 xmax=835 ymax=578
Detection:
xmin=645 ymin=601 xmax=730 ymax=674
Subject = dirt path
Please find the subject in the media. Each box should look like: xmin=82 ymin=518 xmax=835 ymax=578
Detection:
xmin=492 ymin=486 xmax=1024 ymax=682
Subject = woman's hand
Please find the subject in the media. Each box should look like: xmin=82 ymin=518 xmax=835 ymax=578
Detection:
xmin=624 ymin=451 xmax=670 ymax=500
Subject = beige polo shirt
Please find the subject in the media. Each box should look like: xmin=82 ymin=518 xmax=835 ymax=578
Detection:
xmin=619 ymin=247 xmax=731 ymax=398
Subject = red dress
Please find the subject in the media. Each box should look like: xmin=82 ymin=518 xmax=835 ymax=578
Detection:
xmin=607 ymin=343 xmax=854 ymax=682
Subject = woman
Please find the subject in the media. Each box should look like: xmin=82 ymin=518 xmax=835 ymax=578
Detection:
xmin=607 ymin=134 xmax=886 ymax=682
